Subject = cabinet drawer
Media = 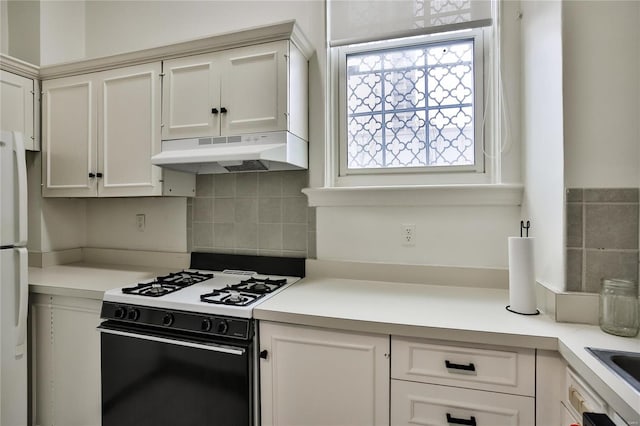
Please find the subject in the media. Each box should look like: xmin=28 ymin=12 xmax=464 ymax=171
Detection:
xmin=391 ymin=337 xmax=535 ymax=396
xmin=391 ymin=379 xmax=534 ymax=426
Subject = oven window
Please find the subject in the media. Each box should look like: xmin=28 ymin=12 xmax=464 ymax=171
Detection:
xmin=101 ymin=330 xmax=252 ymax=426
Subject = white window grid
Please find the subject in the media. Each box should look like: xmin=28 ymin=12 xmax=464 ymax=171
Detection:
xmin=337 ymin=30 xmax=485 ymax=177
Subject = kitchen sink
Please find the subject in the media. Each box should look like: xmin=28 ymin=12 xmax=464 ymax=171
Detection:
xmin=587 ymin=348 xmax=640 ymax=392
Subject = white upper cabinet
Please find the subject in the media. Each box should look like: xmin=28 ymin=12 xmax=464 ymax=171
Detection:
xmin=42 ymin=74 xmax=97 ymax=197
xmin=162 ymin=40 xmax=308 ymax=141
xmin=0 ymin=70 xmax=38 ymax=150
xmin=97 ymin=65 xmax=163 ymax=197
xmin=161 ymin=53 xmax=220 ymax=140
xmin=43 ymin=62 xmax=194 ymax=198
xmin=220 ymin=42 xmax=287 ymax=136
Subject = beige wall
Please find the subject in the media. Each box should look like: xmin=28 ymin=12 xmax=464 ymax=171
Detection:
xmin=40 ymin=0 xmax=85 ymax=65
xmin=85 ymin=198 xmax=187 ymax=252
xmin=5 ymin=0 xmax=40 ymax=65
xmin=563 ymin=1 xmax=640 ymax=188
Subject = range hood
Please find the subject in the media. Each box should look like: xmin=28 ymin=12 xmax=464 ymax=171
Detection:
xmin=151 ymin=131 xmax=308 ymax=174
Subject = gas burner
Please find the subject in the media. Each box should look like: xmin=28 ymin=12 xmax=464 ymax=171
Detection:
xmin=158 ymin=270 xmax=214 ymax=285
xmin=200 ymin=289 xmax=261 ymax=306
xmin=229 ymin=277 xmax=287 ymax=294
xmin=121 ymin=270 xmax=214 ymax=297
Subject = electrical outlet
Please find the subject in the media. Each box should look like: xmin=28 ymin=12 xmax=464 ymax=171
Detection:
xmin=401 ymin=223 xmax=416 ymax=246
xmin=136 ymin=214 xmax=146 ymax=232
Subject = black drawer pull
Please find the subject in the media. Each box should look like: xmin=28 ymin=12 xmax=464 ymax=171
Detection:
xmin=211 ymin=108 xmax=219 ymax=114
xmin=446 ymin=413 xmax=477 ymax=426
xmin=220 ymin=107 xmax=228 ymax=114
xmin=445 ymin=360 xmax=476 ymax=372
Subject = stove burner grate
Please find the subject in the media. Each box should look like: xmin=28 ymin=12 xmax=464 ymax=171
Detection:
xmin=228 ymin=277 xmax=287 ymax=294
xmin=121 ymin=270 xmax=214 ymax=297
xmin=200 ymin=290 xmax=260 ymax=306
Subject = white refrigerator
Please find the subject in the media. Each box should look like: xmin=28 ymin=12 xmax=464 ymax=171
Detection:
xmin=0 ymin=130 xmax=29 ymax=426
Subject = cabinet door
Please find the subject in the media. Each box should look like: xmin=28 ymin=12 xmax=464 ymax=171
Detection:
xmin=161 ymin=53 xmax=220 ymax=140
xmin=32 ymin=294 xmax=102 ymax=426
xmin=220 ymin=41 xmax=288 ymax=136
xmin=259 ymin=322 xmax=389 ymax=426
xmin=98 ymin=63 xmax=162 ymax=197
xmin=0 ymin=70 xmax=35 ymax=150
xmin=42 ymin=75 xmax=98 ymax=197
xmin=391 ymin=380 xmax=535 ymax=426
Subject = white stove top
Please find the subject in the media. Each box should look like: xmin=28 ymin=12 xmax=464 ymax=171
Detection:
xmin=103 ymin=269 xmax=300 ymax=319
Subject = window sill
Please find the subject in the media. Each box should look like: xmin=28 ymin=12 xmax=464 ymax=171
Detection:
xmin=302 ymin=184 xmax=524 ymax=207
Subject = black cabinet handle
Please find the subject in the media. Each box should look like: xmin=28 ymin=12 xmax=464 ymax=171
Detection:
xmin=88 ymin=172 xmax=95 ymax=178
xmin=96 ymin=172 xmax=103 ymax=178
xmin=445 ymin=360 xmax=476 ymax=372
xmin=211 ymin=108 xmax=219 ymax=114
xmin=259 ymin=350 xmax=268 ymax=359
xmin=446 ymin=413 xmax=476 ymax=426
xmin=220 ymin=107 xmax=228 ymax=114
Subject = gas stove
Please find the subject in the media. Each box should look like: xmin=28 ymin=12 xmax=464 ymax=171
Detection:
xmin=99 ymin=253 xmax=304 ymax=426
xmin=100 ymin=253 xmax=304 ymax=340
xmin=104 ymin=269 xmax=297 ymax=317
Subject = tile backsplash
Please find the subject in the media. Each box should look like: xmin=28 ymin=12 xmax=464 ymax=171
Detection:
xmin=566 ymin=188 xmax=639 ymax=292
xmin=187 ymin=171 xmax=315 ymax=258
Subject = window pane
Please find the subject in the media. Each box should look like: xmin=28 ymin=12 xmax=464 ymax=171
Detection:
xmin=346 ymin=38 xmax=475 ymax=170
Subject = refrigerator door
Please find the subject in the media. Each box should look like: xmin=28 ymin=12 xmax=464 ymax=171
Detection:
xmin=0 ymin=130 xmax=28 ymax=247
xmin=0 ymin=246 xmax=28 ymax=426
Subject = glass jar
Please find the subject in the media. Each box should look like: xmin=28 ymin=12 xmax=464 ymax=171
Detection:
xmin=599 ymin=279 xmax=639 ymax=337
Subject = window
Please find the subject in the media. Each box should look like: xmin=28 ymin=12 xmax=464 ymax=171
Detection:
xmin=338 ymin=31 xmax=484 ymax=176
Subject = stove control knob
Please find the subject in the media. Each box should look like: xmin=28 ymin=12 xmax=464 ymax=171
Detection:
xmin=216 ymin=320 xmax=229 ymax=335
xmin=127 ymin=308 xmax=140 ymax=321
xmin=114 ymin=307 xmax=126 ymax=319
xmin=201 ymin=318 xmax=212 ymax=332
xmin=162 ymin=313 xmax=175 ymax=327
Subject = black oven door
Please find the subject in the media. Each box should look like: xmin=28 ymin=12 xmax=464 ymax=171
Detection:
xmin=99 ymin=321 xmax=253 ymax=426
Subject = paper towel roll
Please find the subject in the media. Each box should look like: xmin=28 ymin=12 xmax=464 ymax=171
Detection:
xmin=507 ymin=237 xmax=538 ymax=315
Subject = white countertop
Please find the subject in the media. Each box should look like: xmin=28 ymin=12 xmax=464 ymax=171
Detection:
xmin=255 ymin=277 xmax=640 ymax=423
xmin=29 ymin=263 xmax=173 ymax=299
xmin=28 ymin=264 xmax=639 ymax=422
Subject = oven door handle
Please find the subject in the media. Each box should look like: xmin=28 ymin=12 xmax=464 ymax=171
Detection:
xmin=98 ymin=326 xmax=246 ymax=356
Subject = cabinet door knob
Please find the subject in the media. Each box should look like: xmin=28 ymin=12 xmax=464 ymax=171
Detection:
xmin=220 ymin=107 xmax=228 ymax=114
xmin=211 ymin=108 xmax=219 ymax=114
xmin=88 ymin=172 xmax=96 ymax=178
xmin=96 ymin=172 xmax=103 ymax=178
xmin=259 ymin=350 xmax=268 ymax=359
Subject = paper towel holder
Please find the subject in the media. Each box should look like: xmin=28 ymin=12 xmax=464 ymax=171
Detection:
xmin=507 ymin=221 xmax=540 ymax=316
xmin=505 ymin=305 xmax=539 ymax=315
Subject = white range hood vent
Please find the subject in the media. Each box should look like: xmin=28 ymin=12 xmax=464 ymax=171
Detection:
xmin=151 ymin=131 xmax=308 ymax=174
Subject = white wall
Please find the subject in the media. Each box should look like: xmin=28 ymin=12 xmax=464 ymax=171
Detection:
xmin=317 ymin=205 xmax=521 ymax=268
xmin=85 ymin=198 xmax=187 ymax=252
xmin=563 ymin=1 xmax=640 ymax=188
xmin=39 ymin=0 xmax=85 ymax=65
xmin=520 ymin=0 xmax=565 ymax=291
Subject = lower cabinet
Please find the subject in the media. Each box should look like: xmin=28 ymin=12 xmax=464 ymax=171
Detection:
xmin=391 ymin=336 xmax=535 ymax=426
xmin=391 ymin=380 xmax=535 ymax=426
xmin=30 ymin=293 xmax=101 ymax=426
xmin=259 ymin=321 xmax=390 ymax=426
